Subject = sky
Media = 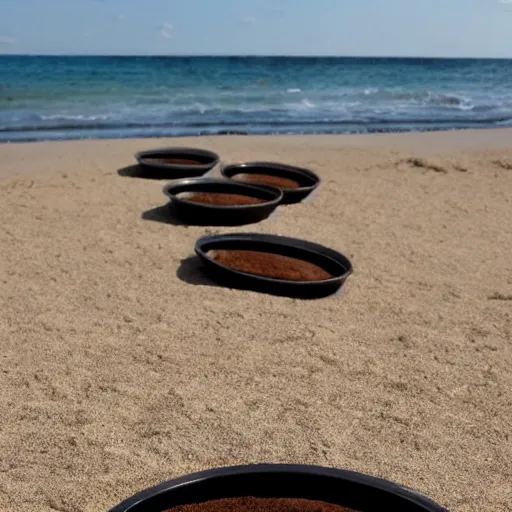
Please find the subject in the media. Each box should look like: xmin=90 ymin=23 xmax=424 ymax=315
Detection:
xmin=1 ymin=0 xmax=512 ymax=58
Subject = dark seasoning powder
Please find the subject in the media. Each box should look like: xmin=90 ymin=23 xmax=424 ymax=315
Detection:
xmin=184 ymin=193 xmax=267 ymax=206
xmin=212 ymin=250 xmax=334 ymax=281
xmin=150 ymin=157 xmax=206 ymax=165
xmin=234 ymin=173 xmax=301 ymax=189
xmin=167 ymin=497 xmax=358 ymax=512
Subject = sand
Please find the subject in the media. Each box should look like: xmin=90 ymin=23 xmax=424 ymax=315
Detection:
xmin=0 ymin=131 xmax=511 ymax=512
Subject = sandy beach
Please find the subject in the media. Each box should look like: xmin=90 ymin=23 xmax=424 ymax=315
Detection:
xmin=0 ymin=131 xmax=511 ymax=511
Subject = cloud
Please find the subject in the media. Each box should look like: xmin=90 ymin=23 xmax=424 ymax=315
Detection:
xmin=117 ymin=13 xmax=125 ymax=21
xmin=497 ymin=0 xmax=512 ymax=3
xmin=0 ymin=36 xmax=15 ymax=45
xmin=239 ymin=16 xmax=257 ymax=26
xmin=160 ymin=23 xmax=174 ymax=39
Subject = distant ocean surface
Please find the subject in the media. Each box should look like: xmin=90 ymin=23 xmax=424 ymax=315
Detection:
xmin=1 ymin=55 xmax=512 ymax=142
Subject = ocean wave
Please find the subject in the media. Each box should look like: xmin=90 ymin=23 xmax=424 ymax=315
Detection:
xmin=3 ymin=95 xmax=512 ymax=138
xmin=9 ymin=90 xmax=508 ymax=128
xmin=3 ymin=114 xmax=512 ymax=135
xmin=40 ymin=113 xmax=113 ymax=121
xmin=2 ymin=122 xmax=511 ymax=144
xmin=358 ymin=88 xmax=474 ymax=109
xmin=3 ymin=96 xmax=512 ymax=134
xmin=300 ymin=98 xmax=315 ymax=108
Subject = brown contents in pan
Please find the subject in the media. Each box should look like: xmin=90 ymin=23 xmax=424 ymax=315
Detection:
xmin=167 ymin=497 xmax=358 ymax=512
xmin=234 ymin=173 xmax=301 ymax=189
xmin=212 ymin=250 xmax=333 ymax=281
xmin=149 ymin=157 xmax=207 ymax=165
xmin=184 ymin=193 xmax=267 ymax=206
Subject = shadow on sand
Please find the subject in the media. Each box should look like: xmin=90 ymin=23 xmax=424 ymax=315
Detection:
xmin=118 ymin=165 xmax=202 ymax=180
xmin=176 ymin=256 xmax=220 ymax=287
xmin=141 ymin=205 xmax=190 ymax=226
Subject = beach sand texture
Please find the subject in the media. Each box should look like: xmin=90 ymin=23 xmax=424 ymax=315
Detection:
xmin=0 ymin=132 xmax=511 ymax=511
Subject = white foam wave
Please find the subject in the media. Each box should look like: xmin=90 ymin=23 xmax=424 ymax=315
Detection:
xmin=40 ymin=114 xmax=113 ymax=121
xmin=301 ymin=98 xmax=315 ymax=108
xmin=287 ymin=88 xmax=301 ymax=93
xmin=496 ymin=118 xmax=512 ymax=127
xmin=359 ymin=88 xmax=474 ymax=110
xmin=193 ymin=102 xmax=208 ymax=115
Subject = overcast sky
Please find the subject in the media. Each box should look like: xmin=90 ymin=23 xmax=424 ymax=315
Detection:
xmin=1 ymin=0 xmax=512 ymax=57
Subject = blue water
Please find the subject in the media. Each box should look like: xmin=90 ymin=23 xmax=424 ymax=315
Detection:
xmin=1 ymin=56 xmax=512 ymax=142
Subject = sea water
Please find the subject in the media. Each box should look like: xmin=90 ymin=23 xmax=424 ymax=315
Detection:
xmin=1 ymin=55 xmax=511 ymax=142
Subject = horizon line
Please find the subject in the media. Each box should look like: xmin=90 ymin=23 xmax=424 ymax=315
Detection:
xmin=1 ymin=53 xmax=512 ymax=60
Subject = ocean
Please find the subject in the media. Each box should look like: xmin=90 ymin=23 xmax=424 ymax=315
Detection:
xmin=1 ymin=55 xmax=512 ymax=143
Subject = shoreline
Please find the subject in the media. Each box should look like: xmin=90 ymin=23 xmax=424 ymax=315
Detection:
xmin=2 ymin=126 xmax=512 ymax=149
xmin=2 ymin=128 xmax=512 ymax=182
xmin=1 ymin=131 xmax=511 ymax=511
